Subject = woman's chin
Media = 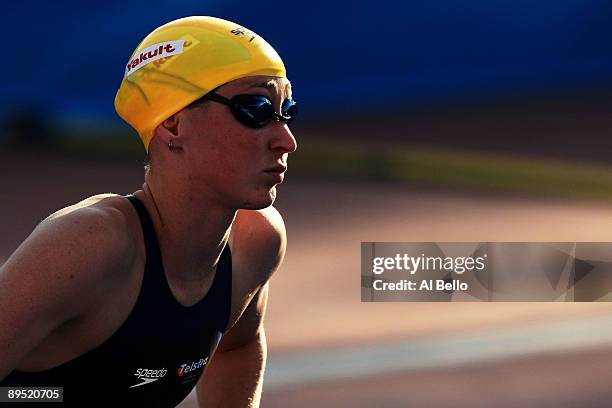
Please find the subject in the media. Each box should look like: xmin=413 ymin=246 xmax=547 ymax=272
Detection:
xmin=239 ymin=186 xmax=277 ymax=210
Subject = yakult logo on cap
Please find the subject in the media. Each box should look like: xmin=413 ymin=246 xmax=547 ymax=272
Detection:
xmin=124 ymin=40 xmax=185 ymax=78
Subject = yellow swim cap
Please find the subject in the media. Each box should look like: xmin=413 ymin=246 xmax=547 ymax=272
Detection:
xmin=114 ymin=16 xmax=286 ymax=150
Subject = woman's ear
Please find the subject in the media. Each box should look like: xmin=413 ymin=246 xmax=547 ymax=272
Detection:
xmin=153 ymin=113 xmax=183 ymax=151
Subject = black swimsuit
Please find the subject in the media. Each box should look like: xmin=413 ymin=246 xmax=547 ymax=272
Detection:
xmin=1 ymin=195 xmax=233 ymax=407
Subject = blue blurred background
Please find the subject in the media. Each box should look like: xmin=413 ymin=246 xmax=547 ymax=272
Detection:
xmin=3 ymin=0 xmax=612 ymax=135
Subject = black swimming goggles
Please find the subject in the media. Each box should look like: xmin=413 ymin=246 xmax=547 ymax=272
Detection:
xmin=201 ymin=92 xmax=298 ymax=129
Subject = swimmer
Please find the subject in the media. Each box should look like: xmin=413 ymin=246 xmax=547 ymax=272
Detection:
xmin=0 ymin=16 xmax=297 ymax=407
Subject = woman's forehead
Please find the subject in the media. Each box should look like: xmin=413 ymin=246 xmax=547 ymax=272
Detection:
xmin=220 ymin=76 xmax=292 ymax=95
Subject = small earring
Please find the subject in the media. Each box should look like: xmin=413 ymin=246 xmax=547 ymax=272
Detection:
xmin=168 ymin=139 xmax=174 ymax=151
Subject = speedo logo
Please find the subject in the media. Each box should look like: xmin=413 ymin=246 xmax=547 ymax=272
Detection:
xmin=124 ymin=40 xmax=185 ymax=78
xmin=129 ymin=367 xmax=167 ymax=388
xmin=177 ymin=357 xmax=208 ymax=377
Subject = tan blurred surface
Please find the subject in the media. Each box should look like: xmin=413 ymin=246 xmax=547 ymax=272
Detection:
xmin=269 ymin=182 xmax=612 ymax=353
xmin=262 ymin=344 xmax=612 ymax=408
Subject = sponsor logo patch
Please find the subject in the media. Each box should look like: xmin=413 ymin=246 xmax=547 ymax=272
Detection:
xmin=129 ymin=367 xmax=168 ymax=388
xmin=177 ymin=357 xmax=208 ymax=377
xmin=124 ymin=40 xmax=184 ymax=78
